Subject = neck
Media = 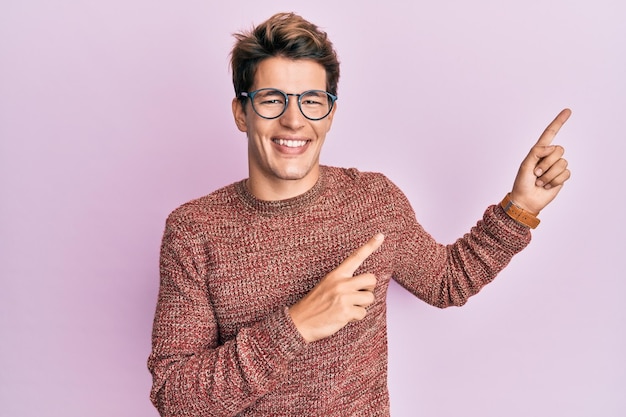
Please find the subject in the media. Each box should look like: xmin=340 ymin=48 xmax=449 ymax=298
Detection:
xmin=246 ymin=168 xmax=320 ymax=201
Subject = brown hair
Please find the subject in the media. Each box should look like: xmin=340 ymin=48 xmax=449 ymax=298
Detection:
xmin=230 ymin=12 xmax=340 ymax=102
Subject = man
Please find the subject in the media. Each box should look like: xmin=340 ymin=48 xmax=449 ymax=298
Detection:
xmin=148 ymin=12 xmax=570 ymax=417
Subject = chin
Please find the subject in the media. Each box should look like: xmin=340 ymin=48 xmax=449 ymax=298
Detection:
xmin=275 ymin=164 xmax=315 ymax=181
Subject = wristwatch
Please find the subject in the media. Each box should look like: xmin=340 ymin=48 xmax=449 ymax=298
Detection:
xmin=500 ymin=193 xmax=540 ymax=229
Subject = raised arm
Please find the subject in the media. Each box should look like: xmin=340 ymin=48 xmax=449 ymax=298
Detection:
xmin=393 ymin=109 xmax=571 ymax=306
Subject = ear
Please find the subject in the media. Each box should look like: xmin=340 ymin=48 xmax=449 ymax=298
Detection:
xmin=232 ymin=98 xmax=248 ymax=133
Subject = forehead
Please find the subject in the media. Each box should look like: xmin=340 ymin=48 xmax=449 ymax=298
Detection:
xmin=253 ymin=57 xmax=327 ymax=91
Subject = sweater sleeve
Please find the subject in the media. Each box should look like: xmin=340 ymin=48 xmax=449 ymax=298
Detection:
xmin=387 ymin=180 xmax=532 ymax=308
xmin=147 ymin=217 xmax=308 ymax=416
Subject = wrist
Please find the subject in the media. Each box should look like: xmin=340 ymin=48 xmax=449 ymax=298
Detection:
xmin=500 ymin=193 xmax=540 ymax=229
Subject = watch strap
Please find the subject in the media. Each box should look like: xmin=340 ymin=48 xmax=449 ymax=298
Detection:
xmin=500 ymin=193 xmax=540 ymax=229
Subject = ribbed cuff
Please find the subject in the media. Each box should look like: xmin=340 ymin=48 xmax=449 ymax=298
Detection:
xmin=237 ymin=306 xmax=309 ymax=388
xmin=485 ymin=204 xmax=532 ymax=252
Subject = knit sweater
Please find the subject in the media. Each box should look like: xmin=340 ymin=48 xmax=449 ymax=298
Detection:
xmin=148 ymin=166 xmax=531 ymax=416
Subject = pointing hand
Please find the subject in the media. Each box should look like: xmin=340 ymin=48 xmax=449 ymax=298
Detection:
xmin=510 ymin=108 xmax=572 ymax=214
xmin=289 ymin=233 xmax=385 ymax=343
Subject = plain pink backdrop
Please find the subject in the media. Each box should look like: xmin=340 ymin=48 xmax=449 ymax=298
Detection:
xmin=1 ymin=1 xmax=624 ymax=416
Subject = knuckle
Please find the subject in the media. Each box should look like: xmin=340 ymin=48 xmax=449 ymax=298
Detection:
xmin=333 ymin=280 xmax=350 ymax=294
xmin=547 ymin=126 xmax=558 ymax=135
xmin=563 ymin=169 xmax=572 ymax=180
xmin=338 ymin=302 xmax=352 ymax=316
xmin=363 ymin=272 xmax=377 ymax=283
xmin=354 ymin=307 xmax=367 ymax=321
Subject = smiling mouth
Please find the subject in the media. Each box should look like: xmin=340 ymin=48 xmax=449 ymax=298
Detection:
xmin=273 ymin=138 xmax=309 ymax=148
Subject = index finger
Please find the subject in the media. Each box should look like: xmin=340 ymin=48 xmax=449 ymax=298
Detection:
xmin=337 ymin=233 xmax=385 ymax=275
xmin=535 ymin=108 xmax=572 ymax=146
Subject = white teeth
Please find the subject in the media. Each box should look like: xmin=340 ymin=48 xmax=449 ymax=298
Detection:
xmin=275 ymin=139 xmax=307 ymax=148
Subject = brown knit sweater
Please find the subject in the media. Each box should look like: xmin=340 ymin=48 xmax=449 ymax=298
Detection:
xmin=148 ymin=166 xmax=531 ymax=416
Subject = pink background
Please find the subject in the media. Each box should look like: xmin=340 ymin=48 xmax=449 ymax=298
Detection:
xmin=1 ymin=1 xmax=624 ymax=416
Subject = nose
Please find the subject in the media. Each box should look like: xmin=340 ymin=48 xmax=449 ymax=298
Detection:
xmin=279 ymin=96 xmax=305 ymax=129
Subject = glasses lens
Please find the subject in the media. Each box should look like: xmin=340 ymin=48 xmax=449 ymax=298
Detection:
xmin=251 ymin=89 xmax=286 ymax=119
xmin=300 ymin=91 xmax=333 ymax=120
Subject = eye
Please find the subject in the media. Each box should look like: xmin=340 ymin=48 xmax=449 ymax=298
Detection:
xmin=302 ymin=98 xmax=323 ymax=106
xmin=260 ymin=98 xmax=285 ymax=105
xmin=255 ymin=90 xmax=285 ymax=106
xmin=301 ymin=92 xmax=328 ymax=107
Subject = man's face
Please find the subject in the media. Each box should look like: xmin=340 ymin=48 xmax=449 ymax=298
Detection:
xmin=232 ymin=57 xmax=336 ymax=199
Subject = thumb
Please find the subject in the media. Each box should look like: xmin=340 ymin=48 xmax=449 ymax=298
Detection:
xmin=520 ymin=144 xmax=555 ymax=174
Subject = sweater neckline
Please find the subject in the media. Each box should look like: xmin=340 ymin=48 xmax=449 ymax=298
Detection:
xmin=235 ymin=166 xmax=327 ymax=215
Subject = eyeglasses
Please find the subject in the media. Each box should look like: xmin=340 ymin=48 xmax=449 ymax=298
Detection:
xmin=240 ymin=88 xmax=337 ymax=121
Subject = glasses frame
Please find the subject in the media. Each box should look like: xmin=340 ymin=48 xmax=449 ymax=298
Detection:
xmin=240 ymin=88 xmax=338 ymax=121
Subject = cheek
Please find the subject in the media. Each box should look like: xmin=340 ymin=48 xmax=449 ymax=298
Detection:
xmin=320 ymin=120 xmax=333 ymax=135
xmin=239 ymin=115 xmax=258 ymax=135
xmin=322 ymin=115 xmax=334 ymax=133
